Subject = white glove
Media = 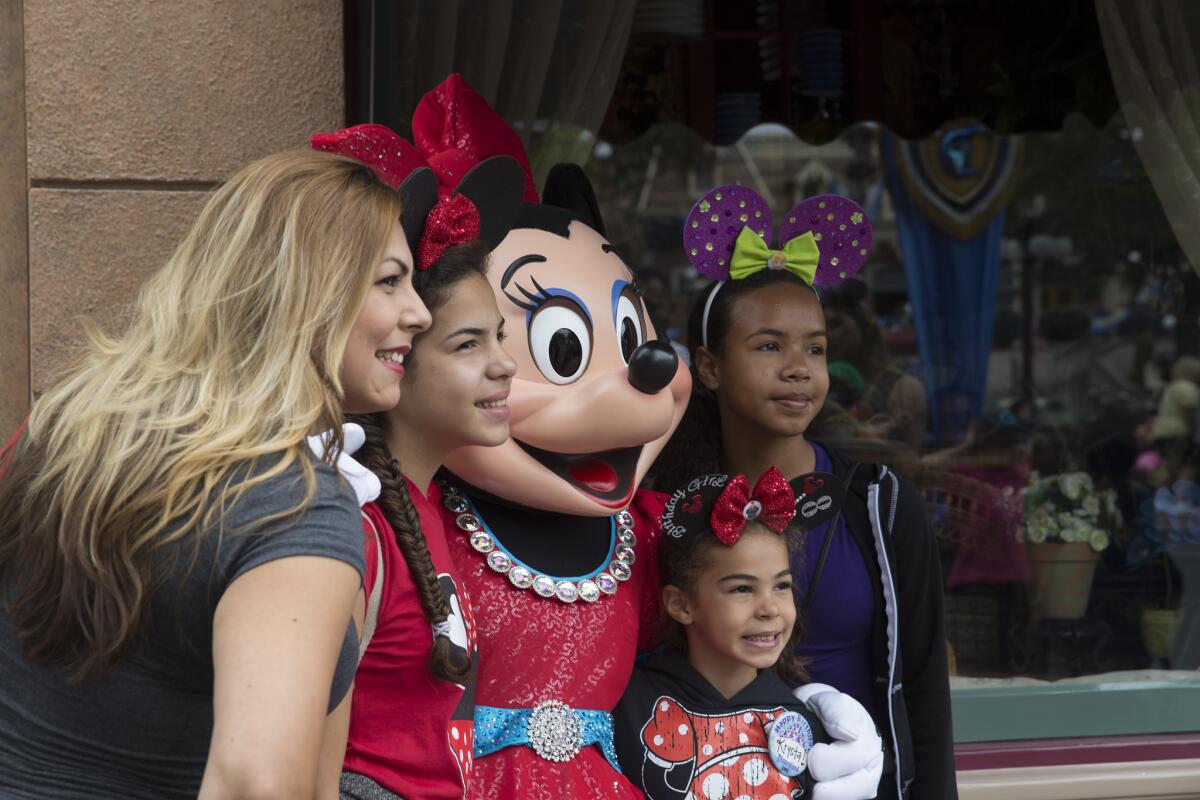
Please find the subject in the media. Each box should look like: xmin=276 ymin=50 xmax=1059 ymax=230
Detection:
xmin=793 ymin=683 xmax=884 ymax=800
xmin=306 ymin=423 xmax=381 ymax=507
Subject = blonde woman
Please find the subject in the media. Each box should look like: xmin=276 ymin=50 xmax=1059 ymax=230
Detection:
xmin=0 ymin=150 xmax=431 ymax=799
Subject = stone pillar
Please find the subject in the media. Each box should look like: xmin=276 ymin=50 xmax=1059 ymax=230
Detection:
xmin=12 ymin=0 xmax=343 ymax=414
xmin=0 ymin=0 xmax=30 ymax=437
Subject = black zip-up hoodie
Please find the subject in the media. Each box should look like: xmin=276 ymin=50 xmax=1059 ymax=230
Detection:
xmin=824 ymin=445 xmax=958 ymax=800
xmin=614 ymin=647 xmax=828 ymax=799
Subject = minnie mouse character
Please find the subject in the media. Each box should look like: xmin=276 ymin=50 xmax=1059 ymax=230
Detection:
xmin=406 ymin=76 xmax=687 ymax=799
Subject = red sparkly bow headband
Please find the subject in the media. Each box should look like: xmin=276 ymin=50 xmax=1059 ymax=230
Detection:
xmin=311 ymin=123 xmax=525 ymax=270
xmin=412 ymin=73 xmax=540 ymax=204
xmin=660 ymin=468 xmax=796 ymax=546
xmin=709 ymin=468 xmax=795 ymax=544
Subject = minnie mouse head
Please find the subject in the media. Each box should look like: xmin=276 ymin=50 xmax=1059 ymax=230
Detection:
xmin=683 ymin=186 xmax=874 ymax=347
xmin=311 ymin=123 xmax=526 ymax=269
xmin=393 ymin=75 xmax=691 ymax=518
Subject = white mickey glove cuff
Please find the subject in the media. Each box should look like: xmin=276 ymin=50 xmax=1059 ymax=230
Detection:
xmin=793 ymin=682 xmax=839 ymax=705
xmin=306 ymin=423 xmax=381 ymax=507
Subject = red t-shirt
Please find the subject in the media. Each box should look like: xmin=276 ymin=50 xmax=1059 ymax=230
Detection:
xmin=343 ymin=479 xmax=478 ymax=798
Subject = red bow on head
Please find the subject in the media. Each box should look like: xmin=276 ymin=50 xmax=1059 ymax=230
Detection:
xmin=709 ymin=467 xmax=795 ymax=545
xmin=310 ymin=123 xmax=482 ymax=270
xmin=413 ymin=73 xmax=540 ymax=203
xmin=418 ymin=193 xmax=480 ymax=270
xmin=313 ymin=75 xmax=540 ymax=270
xmin=311 ymin=123 xmax=428 ymax=190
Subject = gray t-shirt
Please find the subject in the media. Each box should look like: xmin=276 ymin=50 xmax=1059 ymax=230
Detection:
xmin=0 ymin=458 xmax=364 ymax=799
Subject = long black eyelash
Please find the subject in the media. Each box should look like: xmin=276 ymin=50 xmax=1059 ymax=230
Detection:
xmin=503 ymin=275 xmax=552 ymax=312
xmin=629 ymin=278 xmax=644 ymax=297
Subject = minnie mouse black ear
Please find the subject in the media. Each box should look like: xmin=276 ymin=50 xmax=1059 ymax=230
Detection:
xmin=660 ymin=474 xmax=732 ymax=539
xmin=453 ymin=156 xmax=526 ymax=251
xmin=398 ymin=167 xmax=438 ymax=256
xmin=787 ymin=472 xmax=845 ymax=530
xmin=541 ymin=163 xmax=606 ymax=238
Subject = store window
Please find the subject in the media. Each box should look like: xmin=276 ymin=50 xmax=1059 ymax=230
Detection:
xmin=582 ymin=114 xmax=1200 ymax=744
xmin=351 ymin=0 xmax=1200 ymax=754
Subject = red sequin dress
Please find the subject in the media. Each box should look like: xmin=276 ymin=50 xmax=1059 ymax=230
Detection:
xmin=442 ymin=489 xmax=667 ymax=800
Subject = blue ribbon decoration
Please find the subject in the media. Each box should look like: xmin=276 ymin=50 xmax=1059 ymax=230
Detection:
xmin=474 ymin=705 xmax=621 ymax=774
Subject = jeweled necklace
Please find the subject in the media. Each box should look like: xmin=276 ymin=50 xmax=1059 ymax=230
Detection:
xmin=439 ymin=481 xmax=637 ymax=604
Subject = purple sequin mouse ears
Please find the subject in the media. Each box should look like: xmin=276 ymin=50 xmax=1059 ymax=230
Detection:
xmin=682 ymin=185 xmax=873 ymax=285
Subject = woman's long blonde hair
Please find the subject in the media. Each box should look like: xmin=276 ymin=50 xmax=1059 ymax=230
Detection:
xmin=0 ymin=149 xmax=401 ymax=681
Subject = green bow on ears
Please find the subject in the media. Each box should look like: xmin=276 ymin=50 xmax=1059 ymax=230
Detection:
xmin=729 ymin=227 xmax=819 ymax=284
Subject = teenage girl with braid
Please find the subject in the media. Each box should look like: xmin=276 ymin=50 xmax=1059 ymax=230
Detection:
xmin=303 ymin=121 xmax=525 ymax=800
xmin=337 ymin=240 xmax=517 ymax=800
xmin=650 ymin=187 xmax=955 ymax=799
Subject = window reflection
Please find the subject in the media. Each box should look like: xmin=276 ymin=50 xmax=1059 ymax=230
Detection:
xmin=584 ymin=115 xmax=1200 ymax=683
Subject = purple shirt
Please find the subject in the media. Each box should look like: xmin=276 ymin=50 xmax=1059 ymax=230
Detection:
xmin=792 ymin=443 xmax=879 ymax=717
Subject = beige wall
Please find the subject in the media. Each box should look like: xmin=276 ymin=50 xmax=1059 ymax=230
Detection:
xmin=1 ymin=0 xmax=30 ymax=438
xmin=1 ymin=0 xmax=344 ymax=432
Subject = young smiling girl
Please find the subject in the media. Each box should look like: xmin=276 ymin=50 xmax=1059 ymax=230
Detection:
xmin=614 ymin=469 xmax=835 ymax=800
xmin=652 ymin=188 xmax=956 ymax=800
xmin=337 ymin=241 xmax=517 ymax=800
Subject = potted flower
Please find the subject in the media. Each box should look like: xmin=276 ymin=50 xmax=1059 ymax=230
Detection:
xmin=1019 ymin=471 xmax=1118 ymax=618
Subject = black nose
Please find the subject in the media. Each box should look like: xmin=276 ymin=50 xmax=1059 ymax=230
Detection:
xmin=627 ymin=340 xmax=678 ymax=395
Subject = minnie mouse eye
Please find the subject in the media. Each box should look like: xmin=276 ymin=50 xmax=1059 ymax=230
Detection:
xmin=615 ymin=293 xmax=645 ymax=365
xmin=528 ymin=300 xmax=592 ymax=384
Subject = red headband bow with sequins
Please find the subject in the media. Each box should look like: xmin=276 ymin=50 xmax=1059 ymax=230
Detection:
xmin=311 ymin=123 xmax=481 ymax=270
xmin=314 ymin=76 xmax=535 ymax=270
xmin=709 ymin=467 xmax=796 ymax=545
xmin=412 ymin=73 xmax=540 ymax=204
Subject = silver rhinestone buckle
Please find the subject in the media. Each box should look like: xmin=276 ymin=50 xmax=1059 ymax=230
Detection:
xmin=526 ymin=700 xmax=583 ymax=763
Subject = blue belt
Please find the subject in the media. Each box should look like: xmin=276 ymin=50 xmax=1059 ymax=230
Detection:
xmin=475 ymin=702 xmax=621 ymax=774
